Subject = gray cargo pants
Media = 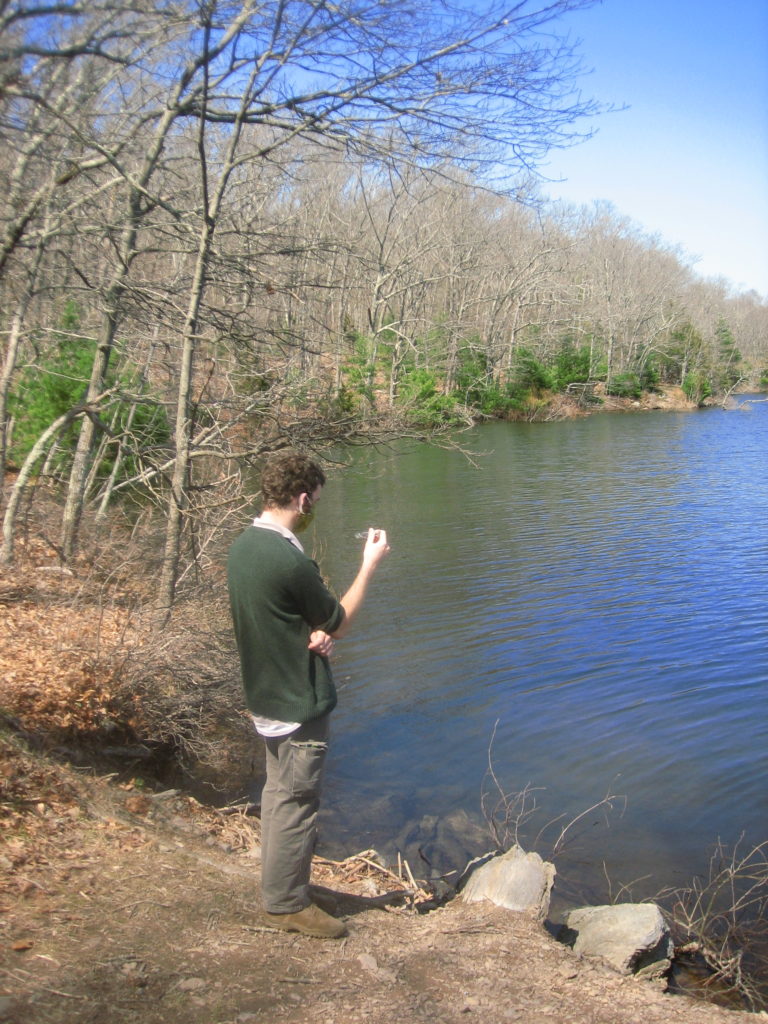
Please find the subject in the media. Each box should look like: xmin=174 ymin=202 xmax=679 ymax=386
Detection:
xmin=260 ymin=714 xmax=330 ymax=914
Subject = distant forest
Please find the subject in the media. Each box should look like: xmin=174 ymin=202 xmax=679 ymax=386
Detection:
xmin=2 ymin=0 xmax=766 ymax=611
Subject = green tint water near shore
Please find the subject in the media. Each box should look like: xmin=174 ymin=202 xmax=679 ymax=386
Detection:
xmin=275 ymin=398 xmax=768 ymax=909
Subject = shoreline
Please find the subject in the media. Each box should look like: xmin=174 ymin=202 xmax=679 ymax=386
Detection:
xmin=0 ymin=721 xmax=753 ymax=1024
xmin=2 ymin=394 xmax=766 ymax=1018
xmin=481 ymin=384 xmax=767 ymax=424
xmin=504 ymin=383 xmax=698 ymax=421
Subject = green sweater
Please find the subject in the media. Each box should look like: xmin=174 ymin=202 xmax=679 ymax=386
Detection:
xmin=227 ymin=525 xmax=345 ymax=723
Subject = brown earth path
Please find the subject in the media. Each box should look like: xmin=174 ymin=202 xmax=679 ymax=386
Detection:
xmin=0 ymin=730 xmax=756 ymax=1024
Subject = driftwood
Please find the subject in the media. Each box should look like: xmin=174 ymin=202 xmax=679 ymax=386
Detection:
xmin=313 ymin=849 xmax=432 ymax=907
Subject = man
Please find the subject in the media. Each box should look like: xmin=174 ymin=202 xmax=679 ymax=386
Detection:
xmin=227 ymin=452 xmax=390 ymax=939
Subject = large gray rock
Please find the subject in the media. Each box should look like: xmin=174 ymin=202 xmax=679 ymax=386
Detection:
xmin=561 ymin=903 xmax=673 ymax=979
xmin=459 ymin=844 xmax=555 ymax=919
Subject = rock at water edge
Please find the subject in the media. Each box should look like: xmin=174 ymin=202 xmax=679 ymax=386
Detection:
xmin=561 ymin=903 xmax=673 ymax=980
xmin=459 ymin=845 xmax=555 ymax=920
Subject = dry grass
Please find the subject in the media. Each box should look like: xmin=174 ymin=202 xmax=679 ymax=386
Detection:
xmin=658 ymin=837 xmax=768 ymax=1010
xmin=0 ymin=521 xmax=249 ymax=793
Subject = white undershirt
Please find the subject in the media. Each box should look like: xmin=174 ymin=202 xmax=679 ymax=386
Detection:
xmin=249 ymin=516 xmax=302 ymax=738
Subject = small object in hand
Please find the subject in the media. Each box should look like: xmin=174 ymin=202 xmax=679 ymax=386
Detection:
xmin=355 ymin=528 xmax=386 ymax=545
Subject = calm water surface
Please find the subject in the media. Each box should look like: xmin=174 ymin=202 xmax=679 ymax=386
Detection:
xmin=299 ymin=398 xmax=768 ymax=910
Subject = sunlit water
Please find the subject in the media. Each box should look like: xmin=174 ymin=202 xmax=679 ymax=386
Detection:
xmin=256 ymin=397 xmax=768 ymax=913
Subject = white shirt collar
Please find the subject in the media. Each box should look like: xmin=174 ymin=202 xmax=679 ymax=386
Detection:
xmin=252 ymin=516 xmax=304 ymax=552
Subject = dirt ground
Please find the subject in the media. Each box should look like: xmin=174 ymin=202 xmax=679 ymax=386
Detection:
xmin=0 ymin=727 xmax=759 ymax=1024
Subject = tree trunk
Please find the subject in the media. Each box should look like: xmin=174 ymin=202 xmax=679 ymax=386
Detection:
xmin=0 ymin=306 xmax=25 ymax=505
xmin=2 ymin=392 xmax=114 ymax=564
xmin=60 ymin=308 xmax=122 ymax=559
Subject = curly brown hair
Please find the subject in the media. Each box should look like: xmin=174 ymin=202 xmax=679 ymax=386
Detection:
xmin=260 ymin=453 xmax=326 ymax=509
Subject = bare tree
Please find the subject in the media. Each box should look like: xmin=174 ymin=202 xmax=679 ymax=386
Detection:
xmin=142 ymin=0 xmax=603 ymax=609
xmin=56 ymin=1 xmax=282 ymax=559
xmin=11 ymin=0 xmax=764 ymax=606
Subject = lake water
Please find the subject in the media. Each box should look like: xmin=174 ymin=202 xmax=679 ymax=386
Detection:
xmin=295 ymin=397 xmax=768 ymax=913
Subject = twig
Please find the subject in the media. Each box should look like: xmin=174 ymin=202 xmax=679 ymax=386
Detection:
xmin=402 ymin=858 xmax=418 ymax=890
xmin=0 ymin=968 xmax=87 ymax=1001
xmin=118 ymin=899 xmax=172 ymax=914
xmin=657 ymin=835 xmax=768 ymax=1010
xmin=38 ymin=986 xmax=88 ymax=1001
xmin=315 ymin=852 xmax=403 ymax=887
xmin=535 ymin=783 xmax=625 ymax=858
xmin=16 ymin=876 xmax=51 ymax=894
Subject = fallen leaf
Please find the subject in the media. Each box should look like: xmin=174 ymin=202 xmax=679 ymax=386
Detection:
xmin=178 ymin=977 xmax=206 ymax=991
xmin=125 ymin=795 xmax=151 ymax=816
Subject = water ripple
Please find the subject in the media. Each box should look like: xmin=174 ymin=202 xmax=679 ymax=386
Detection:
xmin=311 ymin=400 xmax=768 ymax=895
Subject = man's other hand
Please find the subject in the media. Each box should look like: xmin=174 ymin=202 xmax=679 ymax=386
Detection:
xmin=308 ymin=630 xmax=335 ymax=657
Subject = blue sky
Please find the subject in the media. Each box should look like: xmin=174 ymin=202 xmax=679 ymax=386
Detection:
xmin=541 ymin=0 xmax=768 ymax=297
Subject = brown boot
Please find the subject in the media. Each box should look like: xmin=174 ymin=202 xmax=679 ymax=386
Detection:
xmin=261 ymin=903 xmax=347 ymax=939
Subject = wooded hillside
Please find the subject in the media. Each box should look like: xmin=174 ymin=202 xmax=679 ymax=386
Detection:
xmin=2 ymin=0 xmax=766 ymax=612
